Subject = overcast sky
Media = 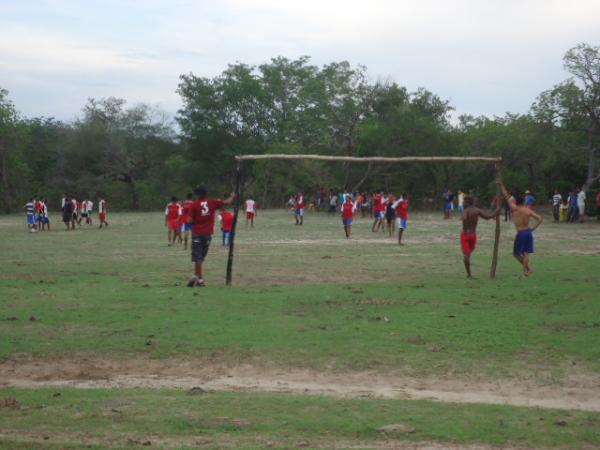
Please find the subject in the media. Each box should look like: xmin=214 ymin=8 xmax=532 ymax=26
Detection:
xmin=1 ymin=0 xmax=599 ymax=122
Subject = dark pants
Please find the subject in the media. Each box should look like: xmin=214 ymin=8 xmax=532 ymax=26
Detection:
xmin=553 ymin=205 xmax=560 ymax=222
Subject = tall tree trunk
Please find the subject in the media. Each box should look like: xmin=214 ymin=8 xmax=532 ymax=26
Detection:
xmin=582 ymin=143 xmax=600 ymax=192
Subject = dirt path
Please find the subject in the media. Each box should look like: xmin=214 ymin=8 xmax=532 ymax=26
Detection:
xmin=2 ymin=357 xmax=599 ymax=412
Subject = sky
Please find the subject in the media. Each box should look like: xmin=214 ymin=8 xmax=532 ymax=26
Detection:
xmin=1 ymin=0 xmax=599 ymax=123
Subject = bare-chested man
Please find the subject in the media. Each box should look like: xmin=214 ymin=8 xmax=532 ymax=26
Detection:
xmin=499 ymin=179 xmax=543 ymax=276
xmin=461 ymin=196 xmax=500 ymax=278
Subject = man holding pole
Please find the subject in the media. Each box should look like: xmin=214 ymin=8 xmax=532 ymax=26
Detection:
xmin=187 ymin=186 xmax=235 ymax=287
xmin=460 ymin=196 xmax=500 ymax=278
xmin=499 ymin=179 xmax=543 ymax=277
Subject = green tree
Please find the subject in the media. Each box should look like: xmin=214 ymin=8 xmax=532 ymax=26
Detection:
xmin=0 ymin=88 xmax=29 ymax=213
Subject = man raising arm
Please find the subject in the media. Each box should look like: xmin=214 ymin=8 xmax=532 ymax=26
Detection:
xmin=499 ymin=179 xmax=543 ymax=277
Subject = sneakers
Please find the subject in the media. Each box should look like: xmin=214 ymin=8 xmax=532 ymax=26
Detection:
xmin=186 ymin=276 xmax=206 ymax=287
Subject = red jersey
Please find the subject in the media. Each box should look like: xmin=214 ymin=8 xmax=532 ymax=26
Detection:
xmin=394 ymin=199 xmax=409 ymax=219
xmin=98 ymin=200 xmax=107 ymax=213
xmin=165 ymin=202 xmax=182 ymax=221
xmin=188 ymin=198 xmax=225 ymax=235
xmin=182 ymin=200 xmax=193 ymax=216
xmin=296 ymin=195 xmax=304 ymax=209
xmin=374 ymin=194 xmax=384 ymax=212
xmin=342 ymin=201 xmax=355 ymax=219
xmin=596 ymin=192 xmax=600 ymax=207
xmin=219 ymin=210 xmax=234 ymax=232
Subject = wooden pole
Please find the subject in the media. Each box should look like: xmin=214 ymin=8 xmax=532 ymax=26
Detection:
xmin=490 ymin=162 xmax=501 ymax=278
xmin=226 ymin=160 xmax=242 ymax=286
xmin=236 ymin=154 xmax=502 ymax=164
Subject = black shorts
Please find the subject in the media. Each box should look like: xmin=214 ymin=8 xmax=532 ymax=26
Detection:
xmin=191 ymin=234 xmax=212 ymax=263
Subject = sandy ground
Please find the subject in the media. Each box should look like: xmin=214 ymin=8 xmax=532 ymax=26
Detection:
xmin=2 ymin=356 xmax=599 ymax=412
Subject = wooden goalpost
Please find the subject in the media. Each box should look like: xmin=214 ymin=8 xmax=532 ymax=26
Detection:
xmin=226 ymin=154 xmax=503 ymax=286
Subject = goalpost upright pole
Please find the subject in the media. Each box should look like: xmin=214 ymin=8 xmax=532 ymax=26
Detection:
xmin=490 ymin=162 xmax=502 ymax=278
xmin=226 ymin=159 xmax=242 ymax=286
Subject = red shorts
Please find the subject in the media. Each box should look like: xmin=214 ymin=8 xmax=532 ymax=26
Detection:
xmin=168 ymin=218 xmax=179 ymax=230
xmin=99 ymin=212 xmax=106 ymax=222
xmin=246 ymin=212 xmax=254 ymax=219
xmin=460 ymin=232 xmax=477 ymax=255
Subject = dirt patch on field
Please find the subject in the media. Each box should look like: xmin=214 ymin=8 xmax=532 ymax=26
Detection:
xmin=1 ymin=356 xmax=599 ymax=412
xmin=0 ymin=430 xmax=525 ymax=450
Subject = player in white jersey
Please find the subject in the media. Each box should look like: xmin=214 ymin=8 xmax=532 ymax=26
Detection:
xmin=245 ymin=197 xmax=256 ymax=227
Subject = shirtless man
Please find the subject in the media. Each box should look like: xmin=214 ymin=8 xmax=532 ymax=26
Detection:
xmin=460 ymin=196 xmax=500 ymax=278
xmin=499 ymin=179 xmax=543 ymax=276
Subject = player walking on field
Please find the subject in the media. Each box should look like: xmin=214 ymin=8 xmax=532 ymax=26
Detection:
xmin=181 ymin=193 xmax=194 ymax=250
xmin=294 ymin=192 xmax=304 ymax=225
xmin=499 ymin=179 xmax=543 ymax=277
xmin=165 ymin=196 xmax=182 ymax=246
xmin=371 ymin=191 xmax=385 ymax=232
xmin=391 ymin=194 xmax=409 ymax=245
xmin=245 ymin=196 xmax=256 ymax=228
xmin=187 ymin=186 xmax=235 ymax=287
xmin=341 ymin=195 xmax=357 ymax=239
xmin=98 ymin=197 xmax=109 ymax=228
xmin=460 ymin=195 xmax=500 ymax=278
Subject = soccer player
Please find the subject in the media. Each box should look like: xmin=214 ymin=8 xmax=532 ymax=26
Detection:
xmin=460 ymin=196 xmax=500 ymax=278
xmin=294 ymin=192 xmax=304 ymax=225
xmin=165 ymin=196 xmax=182 ymax=246
xmin=71 ymin=197 xmax=79 ymax=229
xmin=24 ymin=198 xmax=37 ymax=232
xmin=218 ymin=208 xmax=234 ymax=246
xmin=79 ymin=198 xmax=89 ymax=225
xmin=98 ymin=197 xmax=109 ymax=228
xmin=392 ymin=194 xmax=410 ymax=245
xmin=385 ymin=194 xmax=396 ymax=237
xmin=245 ymin=196 xmax=256 ymax=227
xmin=85 ymin=198 xmax=94 ymax=225
xmin=500 ymin=179 xmax=543 ymax=277
xmin=371 ymin=191 xmax=385 ymax=232
xmin=341 ymin=195 xmax=356 ymax=238
xmin=552 ymin=189 xmax=562 ymax=223
xmin=180 ymin=193 xmax=194 ymax=250
xmin=443 ymin=189 xmax=454 ymax=219
xmin=62 ymin=196 xmax=74 ymax=231
xmin=524 ymin=190 xmax=536 ymax=209
xmin=457 ymin=190 xmax=465 ymax=212
xmin=186 ymin=186 xmax=235 ymax=287
xmin=577 ymin=187 xmax=586 ymax=222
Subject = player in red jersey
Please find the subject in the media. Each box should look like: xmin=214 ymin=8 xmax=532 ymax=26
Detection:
xmin=98 ymin=197 xmax=109 ymax=228
xmin=165 ymin=196 xmax=182 ymax=246
xmin=371 ymin=190 xmax=385 ymax=232
xmin=218 ymin=208 xmax=234 ymax=246
xmin=186 ymin=186 xmax=235 ymax=287
xmin=341 ymin=195 xmax=357 ymax=239
xmin=180 ymin=193 xmax=194 ymax=250
xmin=294 ymin=192 xmax=305 ymax=225
xmin=392 ymin=193 xmax=410 ymax=245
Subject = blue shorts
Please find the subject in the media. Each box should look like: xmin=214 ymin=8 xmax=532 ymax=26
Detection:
xmin=27 ymin=214 xmax=35 ymax=225
xmin=396 ymin=218 xmax=408 ymax=229
xmin=343 ymin=218 xmax=353 ymax=226
xmin=295 ymin=208 xmax=303 ymax=216
xmin=444 ymin=202 xmax=453 ymax=211
xmin=514 ymin=228 xmax=534 ymax=255
xmin=374 ymin=211 xmax=383 ymax=219
xmin=181 ymin=222 xmax=192 ymax=232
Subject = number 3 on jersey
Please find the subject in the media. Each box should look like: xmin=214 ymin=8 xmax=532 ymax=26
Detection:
xmin=200 ymin=201 xmax=209 ymax=216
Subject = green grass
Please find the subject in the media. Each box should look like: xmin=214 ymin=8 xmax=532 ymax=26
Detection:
xmin=1 ymin=209 xmax=600 ymax=448
xmin=1 ymin=210 xmax=599 ymax=377
xmin=1 ymin=387 xmax=599 ymax=449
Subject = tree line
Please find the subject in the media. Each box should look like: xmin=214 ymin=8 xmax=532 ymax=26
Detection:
xmin=1 ymin=43 xmax=598 ymax=213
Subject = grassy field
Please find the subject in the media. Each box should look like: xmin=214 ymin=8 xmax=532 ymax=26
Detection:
xmin=1 ymin=209 xmax=600 ymax=449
